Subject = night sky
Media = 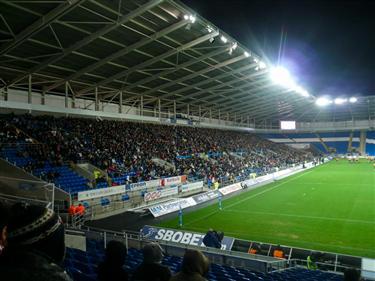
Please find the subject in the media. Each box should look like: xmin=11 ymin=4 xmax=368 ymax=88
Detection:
xmin=181 ymin=0 xmax=375 ymax=97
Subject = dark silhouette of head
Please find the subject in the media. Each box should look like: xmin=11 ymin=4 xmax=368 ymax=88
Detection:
xmin=104 ymin=240 xmax=127 ymax=267
xmin=344 ymin=268 xmax=361 ymax=281
xmin=181 ymin=249 xmax=210 ymax=277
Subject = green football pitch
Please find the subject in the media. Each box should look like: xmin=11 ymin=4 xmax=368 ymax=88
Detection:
xmin=158 ymin=160 xmax=375 ymax=258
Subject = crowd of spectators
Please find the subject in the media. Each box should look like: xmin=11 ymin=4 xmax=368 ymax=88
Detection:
xmin=0 ymin=114 xmax=313 ymax=186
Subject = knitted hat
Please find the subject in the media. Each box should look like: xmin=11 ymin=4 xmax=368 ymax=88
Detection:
xmin=6 ymin=203 xmax=65 ymax=264
xmin=143 ymin=242 xmax=164 ymax=264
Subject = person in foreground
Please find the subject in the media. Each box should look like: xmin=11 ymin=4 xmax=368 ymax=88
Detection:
xmin=0 ymin=202 xmax=71 ymax=281
xmin=98 ymin=240 xmax=128 ymax=281
xmin=0 ymin=201 xmax=9 ymax=256
xmin=170 ymin=249 xmax=210 ymax=281
xmin=132 ymin=242 xmax=171 ymax=281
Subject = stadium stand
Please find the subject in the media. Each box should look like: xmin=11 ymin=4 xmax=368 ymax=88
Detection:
xmin=64 ymin=240 xmax=343 ymax=281
xmin=263 ymin=131 xmax=363 ymax=154
xmin=0 ymin=114 xmax=313 ymax=194
xmin=1 ymin=0 xmax=374 ymax=280
xmin=366 ymin=131 xmax=375 ymax=155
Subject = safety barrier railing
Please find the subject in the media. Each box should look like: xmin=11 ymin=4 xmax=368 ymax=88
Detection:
xmin=68 ymin=226 xmax=288 ymax=274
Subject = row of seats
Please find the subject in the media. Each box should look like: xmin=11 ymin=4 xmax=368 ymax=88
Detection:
xmin=0 ymin=147 xmax=90 ymax=194
xmin=64 ymin=240 xmax=343 ymax=281
xmin=0 ymin=147 xmax=34 ymax=167
xmin=33 ymin=165 xmax=89 ymax=193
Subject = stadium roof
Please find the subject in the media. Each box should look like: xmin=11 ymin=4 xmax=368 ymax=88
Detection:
xmin=0 ymin=0 xmax=374 ymax=123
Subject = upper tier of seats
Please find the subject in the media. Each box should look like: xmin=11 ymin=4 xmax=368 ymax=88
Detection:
xmin=261 ymin=131 xmax=375 ymax=155
xmin=64 ymin=240 xmax=343 ymax=281
xmin=0 ymin=115 xmax=313 ymax=193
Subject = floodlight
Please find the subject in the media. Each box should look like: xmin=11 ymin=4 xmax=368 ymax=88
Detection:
xmin=184 ymin=15 xmax=189 ymax=20
xmin=349 ymin=97 xmax=357 ymax=103
xmin=220 ymin=35 xmax=228 ymax=43
xmin=316 ymin=97 xmax=332 ymax=106
xmin=244 ymin=51 xmax=250 ymax=57
xmin=334 ymin=98 xmax=348 ymax=105
xmin=189 ymin=15 xmax=196 ymax=23
xmin=270 ymin=66 xmax=295 ymax=88
xmin=206 ymin=26 xmax=213 ymax=33
xmin=232 ymin=42 xmax=238 ymax=50
xmin=228 ymin=48 xmax=233 ymax=55
xmin=259 ymin=61 xmax=266 ymax=69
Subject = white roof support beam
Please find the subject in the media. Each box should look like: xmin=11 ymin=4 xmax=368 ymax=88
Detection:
xmin=0 ymin=0 xmax=85 ymax=56
xmin=7 ymin=0 xmax=164 ymax=86
xmin=171 ymin=67 xmax=262 ymax=103
xmin=101 ymin=47 xmax=228 ymax=100
xmin=203 ymin=78 xmax=271 ymax=105
xmin=44 ymin=18 xmax=188 ymax=92
xmin=143 ymin=54 xmax=247 ymax=105
xmin=76 ymin=30 xmax=220 ymax=96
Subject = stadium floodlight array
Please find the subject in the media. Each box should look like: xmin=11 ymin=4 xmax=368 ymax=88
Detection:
xmin=315 ymin=97 xmax=333 ymax=106
xmin=220 ymin=35 xmax=228 ymax=43
xmin=184 ymin=11 xmax=266 ymax=72
xmin=183 ymin=14 xmax=196 ymax=23
xmin=270 ymin=66 xmax=309 ymax=97
xmin=315 ymin=96 xmax=358 ymax=106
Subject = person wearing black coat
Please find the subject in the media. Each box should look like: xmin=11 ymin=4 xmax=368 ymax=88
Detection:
xmin=132 ymin=243 xmax=171 ymax=281
xmin=97 ymin=240 xmax=128 ymax=281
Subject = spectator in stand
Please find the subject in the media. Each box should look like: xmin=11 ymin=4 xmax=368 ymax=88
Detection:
xmin=170 ymin=249 xmax=210 ymax=281
xmin=344 ymin=268 xmax=361 ymax=281
xmin=203 ymin=229 xmax=224 ymax=249
xmin=273 ymin=245 xmax=284 ymax=259
xmin=248 ymin=243 xmax=261 ymax=255
xmin=68 ymin=204 xmax=76 ymax=217
xmin=0 ymin=114 xmax=314 ymax=187
xmin=75 ymin=203 xmax=85 ymax=216
xmin=0 ymin=203 xmax=70 ymax=281
xmin=98 ymin=240 xmax=128 ymax=281
xmin=132 ymin=242 xmax=171 ymax=281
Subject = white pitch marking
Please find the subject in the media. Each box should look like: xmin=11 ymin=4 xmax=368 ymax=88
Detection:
xmin=184 ymin=170 xmax=314 ymax=226
xmin=225 ymin=209 xmax=375 ymax=225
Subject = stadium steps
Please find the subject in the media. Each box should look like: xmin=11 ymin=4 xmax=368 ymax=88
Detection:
xmin=315 ymin=133 xmax=330 ymax=153
xmin=0 ymin=147 xmax=91 ymax=194
xmin=33 ymin=164 xmax=90 ymax=194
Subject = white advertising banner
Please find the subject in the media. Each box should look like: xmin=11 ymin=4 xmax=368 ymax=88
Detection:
xmin=144 ymin=187 xmax=178 ymax=202
xmin=218 ymin=183 xmax=242 ymax=196
xmin=161 ymin=176 xmax=181 ymax=186
xmin=77 ymin=185 xmax=125 ymax=201
xmin=145 ymin=179 xmax=160 ymax=188
xmin=128 ymin=182 xmax=146 ymax=190
xmin=149 ymin=197 xmax=196 ymax=217
xmin=180 ymin=181 xmax=203 ymax=193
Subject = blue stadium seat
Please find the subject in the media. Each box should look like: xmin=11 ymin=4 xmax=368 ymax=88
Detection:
xmin=64 ymin=242 xmax=344 ymax=281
